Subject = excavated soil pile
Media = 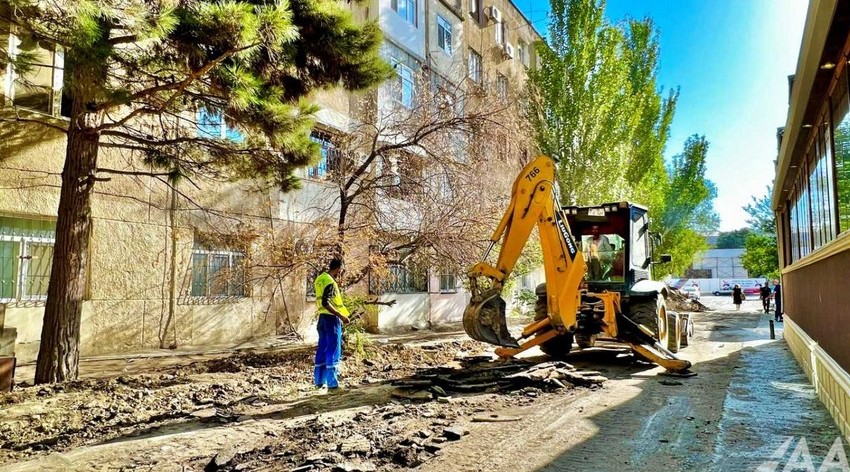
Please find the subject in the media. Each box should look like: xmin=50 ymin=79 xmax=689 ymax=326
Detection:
xmin=666 ymin=288 xmax=709 ymax=313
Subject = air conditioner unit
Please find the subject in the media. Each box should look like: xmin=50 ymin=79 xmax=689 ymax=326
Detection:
xmin=503 ymin=42 xmax=515 ymax=59
xmin=488 ymin=5 xmax=502 ymax=23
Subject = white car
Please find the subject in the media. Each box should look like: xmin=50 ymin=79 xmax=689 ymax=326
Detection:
xmin=681 ymin=284 xmax=701 ymax=300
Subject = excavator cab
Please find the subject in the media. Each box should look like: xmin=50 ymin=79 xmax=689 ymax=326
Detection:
xmin=564 ymin=202 xmax=657 ymax=293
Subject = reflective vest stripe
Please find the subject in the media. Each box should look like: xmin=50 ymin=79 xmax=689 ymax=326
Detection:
xmin=314 ymin=272 xmax=350 ymax=318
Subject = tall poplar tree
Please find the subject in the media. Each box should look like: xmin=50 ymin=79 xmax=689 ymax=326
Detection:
xmin=527 ymin=0 xmax=677 ymax=205
xmin=0 ymin=0 xmax=391 ymax=383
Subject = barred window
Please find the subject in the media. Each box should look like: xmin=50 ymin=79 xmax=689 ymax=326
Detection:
xmin=438 ymin=273 xmax=457 ymax=293
xmin=308 ymin=131 xmax=339 ymax=179
xmin=190 ymin=236 xmax=246 ymax=298
xmin=370 ymin=263 xmax=427 ymax=294
xmin=0 ymin=216 xmax=55 ymax=303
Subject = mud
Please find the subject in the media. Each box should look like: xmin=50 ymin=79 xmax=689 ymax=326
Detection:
xmin=1 ymin=297 xmax=843 ymax=472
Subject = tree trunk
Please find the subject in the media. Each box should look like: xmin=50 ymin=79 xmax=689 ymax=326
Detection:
xmin=34 ymin=110 xmax=100 ymax=384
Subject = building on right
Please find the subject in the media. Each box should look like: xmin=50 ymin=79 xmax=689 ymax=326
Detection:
xmin=774 ymin=0 xmax=850 ymax=436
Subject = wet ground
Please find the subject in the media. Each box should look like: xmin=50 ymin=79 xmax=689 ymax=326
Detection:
xmin=0 ymin=296 xmax=843 ymax=471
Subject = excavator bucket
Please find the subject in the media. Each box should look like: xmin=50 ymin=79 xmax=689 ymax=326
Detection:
xmin=463 ymin=291 xmax=520 ymax=348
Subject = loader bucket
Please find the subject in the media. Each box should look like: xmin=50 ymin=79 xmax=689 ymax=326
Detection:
xmin=463 ymin=291 xmax=520 ymax=348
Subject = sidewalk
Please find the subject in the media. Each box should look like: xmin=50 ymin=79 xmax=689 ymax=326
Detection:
xmin=712 ymin=313 xmax=843 ymax=470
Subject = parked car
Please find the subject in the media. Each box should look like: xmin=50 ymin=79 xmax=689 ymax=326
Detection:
xmin=713 ymin=288 xmax=732 ymax=296
xmin=681 ymin=284 xmax=701 ymax=300
xmin=743 ymin=286 xmax=761 ymax=297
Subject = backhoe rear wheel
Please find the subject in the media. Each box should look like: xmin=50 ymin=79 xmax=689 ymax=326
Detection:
xmin=629 ymin=294 xmax=676 ymax=352
xmin=534 ymin=284 xmax=574 ymax=357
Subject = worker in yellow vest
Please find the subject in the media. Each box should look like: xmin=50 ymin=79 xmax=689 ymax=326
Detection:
xmin=313 ymin=258 xmax=350 ymax=391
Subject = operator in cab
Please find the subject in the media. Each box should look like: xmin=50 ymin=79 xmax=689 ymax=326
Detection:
xmin=313 ymin=258 xmax=350 ymax=392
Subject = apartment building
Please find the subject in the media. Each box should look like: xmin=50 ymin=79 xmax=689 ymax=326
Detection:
xmin=0 ymin=0 xmax=542 ymax=364
xmin=773 ymin=0 xmax=850 ymax=436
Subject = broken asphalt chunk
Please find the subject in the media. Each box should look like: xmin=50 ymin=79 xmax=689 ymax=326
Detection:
xmin=442 ymin=426 xmax=469 ymax=441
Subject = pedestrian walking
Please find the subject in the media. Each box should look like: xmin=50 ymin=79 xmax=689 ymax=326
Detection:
xmin=732 ymin=284 xmax=743 ymax=311
xmin=760 ymin=281 xmax=771 ymax=314
xmin=313 ymin=258 xmax=350 ymax=393
xmin=773 ymin=280 xmax=783 ymax=322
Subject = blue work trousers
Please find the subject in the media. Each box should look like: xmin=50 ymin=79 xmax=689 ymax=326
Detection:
xmin=314 ymin=314 xmax=342 ymax=388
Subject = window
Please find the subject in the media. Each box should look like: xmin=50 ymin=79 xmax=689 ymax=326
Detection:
xmin=392 ymin=0 xmax=417 ymax=26
xmin=437 ymin=15 xmax=452 ymax=55
xmin=832 ymin=68 xmax=850 ymax=234
xmin=468 ymin=49 xmax=482 ymax=84
xmin=393 ymin=61 xmax=415 ymax=108
xmin=308 ymin=131 xmax=338 ymax=179
xmin=0 ymin=216 xmax=55 ymax=303
xmin=196 ymin=108 xmax=244 ymax=142
xmin=496 ymin=73 xmax=508 ymax=101
xmin=631 ymin=214 xmax=648 ymax=267
xmin=369 ymin=262 xmax=427 ymax=294
xmin=518 ymin=41 xmax=529 ymax=67
xmin=2 ymin=24 xmax=65 ymax=116
xmin=807 ymin=114 xmax=836 ymax=250
xmin=190 ymin=235 xmax=246 ymax=298
xmin=495 ymin=18 xmax=504 ymax=45
xmin=469 ymin=0 xmax=483 ymax=24
xmin=438 ymin=272 xmax=457 ymax=293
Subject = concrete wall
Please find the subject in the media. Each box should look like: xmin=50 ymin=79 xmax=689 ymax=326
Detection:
xmin=0 ymin=0 xmax=544 ymax=363
xmin=463 ymin=0 xmax=540 ymax=93
xmin=0 ymin=121 xmax=310 ymax=363
xmin=427 ymin=1 xmax=465 ymax=84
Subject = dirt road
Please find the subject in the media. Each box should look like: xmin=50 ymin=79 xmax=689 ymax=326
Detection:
xmin=0 ymin=297 xmax=842 ymax=471
xmin=422 ymin=297 xmax=842 ymax=471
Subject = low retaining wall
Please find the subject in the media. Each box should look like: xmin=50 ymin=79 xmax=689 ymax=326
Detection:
xmin=784 ymin=316 xmax=850 ymax=437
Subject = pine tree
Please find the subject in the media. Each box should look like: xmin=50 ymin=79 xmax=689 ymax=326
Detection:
xmin=0 ymin=0 xmax=392 ymax=383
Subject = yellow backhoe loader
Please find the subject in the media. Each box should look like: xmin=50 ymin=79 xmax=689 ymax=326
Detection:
xmin=464 ymin=155 xmax=692 ymax=372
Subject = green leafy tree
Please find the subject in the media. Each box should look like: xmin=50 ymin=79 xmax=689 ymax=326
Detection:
xmin=527 ymin=0 xmax=677 ymax=205
xmin=0 ymin=0 xmax=391 ymax=383
xmin=715 ymin=228 xmax=751 ymax=249
xmin=527 ymin=0 xmax=717 ymax=278
xmin=743 ymin=187 xmax=776 ymax=235
xmin=654 ymin=135 xmax=720 ymax=276
xmin=741 ymin=232 xmax=779 ymax=278
xmin=741 ymin=186 xmax=779 ymax=278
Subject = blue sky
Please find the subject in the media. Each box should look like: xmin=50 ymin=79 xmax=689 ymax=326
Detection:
xmin=517 ymin=0 xmax=808 ymax=231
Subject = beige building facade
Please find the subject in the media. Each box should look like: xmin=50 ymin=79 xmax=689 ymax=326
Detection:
xmin=0 ymin=0 xmax=541 ymax=365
